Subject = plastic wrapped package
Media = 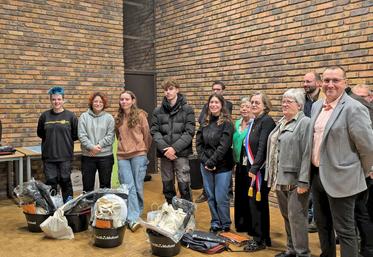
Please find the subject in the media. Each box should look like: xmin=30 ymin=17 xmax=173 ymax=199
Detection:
xmin=14 ymin=179 xmax=50 ymax=213
xmin=92 ymin=194 xmax=127 ymax=228
xmin=91 ymin=185 xmax=129 ymax=202
xmin=140 ymin=197 xmax=196 ymax=243
xmin=35 ymin=180 xmax=56 ymax=212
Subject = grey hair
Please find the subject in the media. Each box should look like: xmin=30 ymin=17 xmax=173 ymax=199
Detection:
xmin=283 ymin=88 xmax=305 ymax=110
xmin=240 ymin=97 xmax=251 ymax=105
xmin=352 ymin=84 xmax=369 ymax=93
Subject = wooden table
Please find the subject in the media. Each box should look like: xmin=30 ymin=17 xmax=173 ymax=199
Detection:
xmin=16 ymin=143 xmax=82 ymax=182
xmin=0 ymin=151 xmax=25 ymax=196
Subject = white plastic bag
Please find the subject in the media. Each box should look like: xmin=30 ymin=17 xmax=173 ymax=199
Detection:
xmin=40 ymin=208 xmax=74 ymax=240
xmin=92 ymin=194 xmax=127 ymax=228
xmin=140 ymin=197 xmax=196 ymax=243
xmin=50 ymin=194 xmax=64 ymax=209
xmin=151 ymin=202 xmax=186 ymax=233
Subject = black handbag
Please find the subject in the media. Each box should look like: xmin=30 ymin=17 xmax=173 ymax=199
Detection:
xmin=181 ymin=231 xmax=229 ymax=254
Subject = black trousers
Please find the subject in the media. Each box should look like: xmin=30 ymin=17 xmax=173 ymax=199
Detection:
xmin=355 ymin=181 xmax=373 ymax=257
xmin=81 ymin=155 xmax=114 ymax=192
xmin=311 ymin=168 xmax=358 ymax=257
xmin=43 ymin=161 xmax=73 ymax=202
xmin=367 ymin=180 xmax=373 ymax=221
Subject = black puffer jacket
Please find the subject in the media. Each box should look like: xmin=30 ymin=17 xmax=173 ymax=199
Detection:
xmin=196 ymin=115 xmax=234 ymax=173
xmin=151 ymin=94 xmax=195 ymax=157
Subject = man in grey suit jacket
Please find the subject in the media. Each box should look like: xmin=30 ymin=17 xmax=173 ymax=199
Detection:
xmin=309 ymin=66 xmax=373 ymax=257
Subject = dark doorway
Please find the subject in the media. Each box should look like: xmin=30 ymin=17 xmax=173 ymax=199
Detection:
xmin=124 ymin=73 xmax=157 ymax=173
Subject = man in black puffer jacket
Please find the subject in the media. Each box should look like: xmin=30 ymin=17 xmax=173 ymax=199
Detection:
xmin=151 ymin=78 xmax=196 ymax=204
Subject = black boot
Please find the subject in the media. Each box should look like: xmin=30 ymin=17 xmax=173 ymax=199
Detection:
xmin=178 ymin=182 xmax=192 ymax=202
xmin=162 ymin=180 xmax=176 ymax=204
xmin=144 ymin=174 xmax=152 ymax=182
xmin=60 ymin=177 xmax=73 ymax=203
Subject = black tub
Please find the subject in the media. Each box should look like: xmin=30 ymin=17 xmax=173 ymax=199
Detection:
xmin=23 ymin=212 xmax=52 ymax=232
xmin=92 ymin=225 xmax=126 ymax=248
xmin=147 ymin=229 xmax=181 ymax=257
xmin=65 ymin=210 xmax=91 ymax=233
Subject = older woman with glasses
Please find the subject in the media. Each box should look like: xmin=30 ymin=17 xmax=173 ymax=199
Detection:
xmin=233 ymin=97 xmax=255 ymax=231
xmin=265 ymin=88 xmax=311 ymax=257
xmin=240 ymin=92 xmax=276 ymax=252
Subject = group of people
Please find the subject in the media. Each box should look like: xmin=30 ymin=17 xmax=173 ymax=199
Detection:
xmin=199 ymin=66 xmax=372 ymax=257
xmin=37 ymin=88 xmax=151 ymax=232
xmin=35 ymin=65 xmax=373 ymax=257
xmin=153 ymin=66 xmax=372 ymax=257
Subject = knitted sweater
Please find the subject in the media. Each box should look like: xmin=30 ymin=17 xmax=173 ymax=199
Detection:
xmin=117 ymin=111 xmax=152 ymax=160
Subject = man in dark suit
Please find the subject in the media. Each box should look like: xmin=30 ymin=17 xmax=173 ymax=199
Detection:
xmin=308 ymin=66 xmax=373 ymax=257
xmin=195 ymin=81 xmax=233 ymax=203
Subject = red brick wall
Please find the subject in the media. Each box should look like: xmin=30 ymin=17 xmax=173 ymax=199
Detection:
xmin=0 ymin=0 xmax=124 ymax=146
xmin=0 ymin=1 xmax=124 ymax=198
xmin=155 ymin=0 xmax=372 ymax=120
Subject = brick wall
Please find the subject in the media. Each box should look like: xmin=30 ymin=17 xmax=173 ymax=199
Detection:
xmin=155 ymin=0 xmax=372 ymax=120
xmin=154 ymin=0 xmax=372 ymax=205
xmin=0 ymin=0 xmax=124 ymax=198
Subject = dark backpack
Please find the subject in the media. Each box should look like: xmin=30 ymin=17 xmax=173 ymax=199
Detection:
xmin=181 ymin=231 xmax=230 ymax=254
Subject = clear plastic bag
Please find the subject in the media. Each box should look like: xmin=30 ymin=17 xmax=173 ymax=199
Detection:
xmin=92 ymin=194 xmax=127 ymax=228
xmin=14 ymin=179 xmax=51 ymax=212
xmin=50 ymin=194 xmax=64 ymax=210
xmin=140 ymin=197 xmax=196 ymax=243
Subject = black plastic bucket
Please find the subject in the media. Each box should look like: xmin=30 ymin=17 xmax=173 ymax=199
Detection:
xmin=65 ymin=210 xmax=91 ymax=233
xmin=23 ymin=212 xmax=52 ymax=232
xmin=92 ymin=225 xmax=126 ymax=248
xmin=147 ymin=229 xmax=181 ymax=257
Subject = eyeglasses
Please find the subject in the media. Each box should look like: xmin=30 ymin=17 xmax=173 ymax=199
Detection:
xmin=250 ymin=101 xmax=262 ymax=106
xmin=281 ymin=99 xmax=296 ymax=105
xmin=322 ymin=78 xmax=344 ymax=85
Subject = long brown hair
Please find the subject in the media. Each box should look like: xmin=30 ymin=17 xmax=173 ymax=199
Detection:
xmin=115 ymin=91 xmax=147 ymax=131
xmin=202 ymin=93 xmax=231 ymax=126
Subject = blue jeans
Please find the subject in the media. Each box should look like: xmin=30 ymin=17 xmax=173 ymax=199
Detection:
xmin=201 ymin=164 xmax=232 ymax=230
xmin=118 ymin=155 xmax=148 ymax=224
